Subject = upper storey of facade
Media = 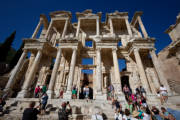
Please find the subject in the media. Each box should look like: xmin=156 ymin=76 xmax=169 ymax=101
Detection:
xmin=24 ymin=9 xmax=155 ymax=56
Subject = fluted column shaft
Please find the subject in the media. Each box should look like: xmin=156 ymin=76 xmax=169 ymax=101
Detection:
xmin=109 ymin=18 xmax=114 ymax=35
xmin=67 ymin=49 xmax=77 ymax=92
xmin=137 ymin=16 xmax=148 ymax=38
xmin=96 ymin=48 xmax=102 ymax=93
xmin=31 ymin=20 xmax=42 ymax=38
xmin=125 ymin=18 xmax=132 ymax=37
xmin=96 ymin=18 xmax=100 ymax=36
xmin=150 ymin=50 xmax=171 ymax=93
xmin=47 ymin=49 xmax=62 ymax=98
xmin=76 ymin=19 xmax=81 ymax=37
xmin=17 ymin=50 xmax=42 ymax=98
xmin=62 ymin=20 xmax=68 ymax=38
xmin=134 ymin=48 xmax=150 ymax=93
xmin=112 ymin=49 xmax=122 ymax=93
xmin=45 ymin=20 xmax=53 ymax=39
xmin=4 ymin=50 xmax=27 ymax=93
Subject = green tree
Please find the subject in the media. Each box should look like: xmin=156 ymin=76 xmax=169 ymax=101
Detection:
xmin=0 ymin=31 xmax=16 ymax=63
xmin=9 ymin=42 xmax=24 ymax=69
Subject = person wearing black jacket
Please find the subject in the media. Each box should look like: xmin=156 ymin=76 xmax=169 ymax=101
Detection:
xmin=22 ymin=101 xmax=40 ymax=120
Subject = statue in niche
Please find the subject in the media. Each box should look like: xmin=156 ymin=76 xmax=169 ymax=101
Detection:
xmin=103 ymin=74 xmax=109 ymax=89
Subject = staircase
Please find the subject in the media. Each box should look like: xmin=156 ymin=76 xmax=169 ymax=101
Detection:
xmin=1 ymin=95 xmax=180 ymax=120
xmin=0 ymin=98 xmax=126 ymax=120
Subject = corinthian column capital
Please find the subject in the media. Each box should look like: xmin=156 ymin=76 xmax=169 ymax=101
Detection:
xmin=112 ymin=48 xmax=118 ymax=52
xmin=96 ymin=48 xmax=101 ymax=51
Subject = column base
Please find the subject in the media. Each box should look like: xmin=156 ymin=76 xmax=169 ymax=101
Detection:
xmin=47 ymin=90 xmax=54 ymax=99
xmin=95 ymin=92 xmax=107 ymax=100
xmin=3 ymin=88 xmax=13 ymax=98
xmin=63 ymin=91 xmax=72 ymax=99
xmin=115 ymin=93 xmax=125 ymax=101
xmin=16 ymin=89 xmax=28 ymax=98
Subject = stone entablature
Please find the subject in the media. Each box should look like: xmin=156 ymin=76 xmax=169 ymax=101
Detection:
xmin=3 ymin=9 xmax=172 ymax=100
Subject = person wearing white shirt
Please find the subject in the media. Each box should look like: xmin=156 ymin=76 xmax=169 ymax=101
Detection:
xmin=92 ymin=114 xmax=103 ymax=120
xmin=159 ymin=84 xmax=168 ymax=104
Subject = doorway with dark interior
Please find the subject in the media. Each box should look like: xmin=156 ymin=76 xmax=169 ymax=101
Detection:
xmin=121 ymin=76 xmax=131 ymax=92
xmin=79 ymin=69 xmax=93 ymax=99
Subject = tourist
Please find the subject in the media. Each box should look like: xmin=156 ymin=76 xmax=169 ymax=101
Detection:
xmin=139 ymin=86 xmax=146 ymax=97
xmin=136 ymin=94 xmax=142 ymax=109
xmin=72 ymin=87 xmax=77 ymax=99
xmin=83 ymin=85 xmax=89 ymax=99
xmin=59 ymin=88 xmax=64 ymax=99
xmin=132 ymin=110 xmax=142 ymax=120
xmin=40 ymin=93 xmax=48 ymax=114
xmin=159 ymin=84 xmax=168 ymax=104
xmin=151 ymin=107 xmax=163 ymax=120
xmin=108 ymin=84 xmax=114 ymax=100
xmin=123 ymin=109 xmax=137 ymax=120
xmin=114 ymin=107 xmax=123 ymax=120
xmin=141 ymin=96 xmax=147 ymax=108
xmin=135 ymin=87 xmax=141 ymax=95
xmin=131 ymin=93 xmax=137 ymax=105
xmin=91 ymin=107 xmax=103 ymax=120
xmin=161 ymin=107 xmax=176 ymax=120
xmin=125 ymin=100 xmax=133 ymax=114
xmin=42 ymin=85 xmax=47 ymax=94
xmin=123 ymin=85 xmax=130 ymax=98
xmin=66 ymin=101 xmax=72 ymax=115
xmin=58 ymin=102 xmax=68 ymax=120
xmin=113 ymin=99 xmax=122 ymax=112
xmin=107 ymin=86 xmax=111 ymax=100
xmin=139 ymin=106 xmax=151 ymax=120
xmin=34 ymin=85 xmax=40 ymax=98
xmin=0 ymin=98 xmax=6 ymax=115
xmin=22 ymin=101 xmax=40 ymax=120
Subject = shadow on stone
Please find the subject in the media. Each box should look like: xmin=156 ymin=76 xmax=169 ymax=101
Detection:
xmin=46 ymin=104 xmax=53 ymax=109
xmin=11 ymin=101 xmax=18 ymax=106
xmin=49 ymin=107 xmax=57 ymax=111
xmin=102 ymin=113 xmax=108 ymax=120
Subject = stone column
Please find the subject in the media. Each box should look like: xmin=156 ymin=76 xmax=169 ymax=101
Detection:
xmin=45 ymin=20 xmax=53 ymax=39
xmin=4 ymin=50 xmax=27 ymax=94
xmin=134 ymin=48 xmax=150 ymax=93
xmin=96 ymin=17 xmax=100 ymax=36
xmin=64 ymin=48 xmax=77 ymax=99
xmin=149 ymin=49 xmax=171 ymax=93
xmin=47 ymin=49 xmax=62 ymax=98
xmin=17 ymin=50 xmax=42 ymax=98
xmin=96 ymin=48 xmax=102 ymax=93
xmin=62 ymin=20 xmax=68 ymax=38
xmin=137 ymin=16 xmax=148 ymax=38
xmin=76 ymin=19 xmax=81 ymax=37
xmin=109 ymin=18 xmax=114 ymax=35
xmin=112 ymin=48 xmax=122 ymax=94
xmin=125 ymin=18 xmax=132 ymax=37
xmin=31 ymin=20 xmax=42 ymax=38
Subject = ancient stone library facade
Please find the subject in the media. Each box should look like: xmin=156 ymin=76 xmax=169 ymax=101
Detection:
xmin=3 ymin=10 xmax=173 ymax=100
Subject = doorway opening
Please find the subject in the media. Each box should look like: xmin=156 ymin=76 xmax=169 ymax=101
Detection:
xmin=79 ymin=69 xmax=93 ymax=99
xmin=121 ymin=76 xmax=131 ymax=91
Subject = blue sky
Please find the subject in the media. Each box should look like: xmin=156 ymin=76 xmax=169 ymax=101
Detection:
xmin=0 ymin=0 xmax=179 ymax=53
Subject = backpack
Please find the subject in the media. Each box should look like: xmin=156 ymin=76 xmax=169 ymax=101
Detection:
xmin=168 ymin=113 xmax=176 ymax=120
xmin=58 ymin=109 xmax=68 ymax=120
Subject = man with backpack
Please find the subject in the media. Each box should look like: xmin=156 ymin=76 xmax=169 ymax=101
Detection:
xmin=58 ymin=102 xmax=68 ymax=120
xmin=161 ymin=107 xmax=176 ymax=120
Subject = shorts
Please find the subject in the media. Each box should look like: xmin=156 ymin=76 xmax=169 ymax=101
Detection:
xmin=41 ymin=103 xmax=47 ymax=110
xmin=161 ymin=92 xmax=168 ymax=96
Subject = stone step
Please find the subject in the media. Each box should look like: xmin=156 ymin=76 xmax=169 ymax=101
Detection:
xmin=1 ymin=97 xmax=180 ymax=120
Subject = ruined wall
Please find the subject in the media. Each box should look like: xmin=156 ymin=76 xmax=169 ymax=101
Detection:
xmin=158 ymin=48 xmax=180 ymax=94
